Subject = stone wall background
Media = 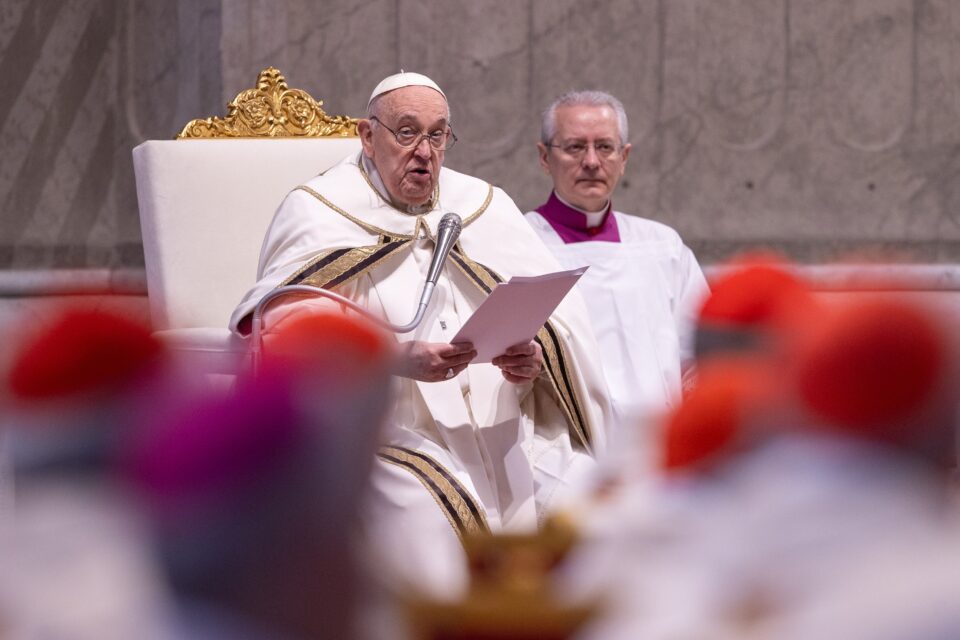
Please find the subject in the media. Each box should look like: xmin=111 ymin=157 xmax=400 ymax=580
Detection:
xmin=4 ymin=0 xmax=960 ymax=271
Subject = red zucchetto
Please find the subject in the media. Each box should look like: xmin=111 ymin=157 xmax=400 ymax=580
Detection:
xmin=662 ymin=357 xmax=779 ymax=472
xmin=259 ymin=307 xmax=392 ymax=383
xmin=793 ymin=297 xmax=947 ymax=440
xmin=8 ymin=307 xmax=162 ymax=401
xmin=695 ymin=256 xmax=819 ymax=362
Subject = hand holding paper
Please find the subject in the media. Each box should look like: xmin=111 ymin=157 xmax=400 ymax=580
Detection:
xmin=450 ymin=266 xmax=587 ymax=363
xmin=492 ymin=340 xmax=543 ymax=384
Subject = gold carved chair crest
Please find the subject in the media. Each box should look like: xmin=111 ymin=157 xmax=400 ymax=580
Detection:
xmin=177 ymin=66 xmax=359 ymax=139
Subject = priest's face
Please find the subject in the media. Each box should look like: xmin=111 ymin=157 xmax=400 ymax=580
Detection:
xmin=538 ymin=104 xmax=631 ymax=212
xmin=359 ymin=86 xmax=448 ymax=207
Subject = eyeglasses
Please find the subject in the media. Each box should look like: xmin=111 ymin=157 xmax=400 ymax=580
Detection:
xmin=370 ymin=116 xmax=457 ymax=151
xmin=547 ymin=140 xmax=622 ymax=160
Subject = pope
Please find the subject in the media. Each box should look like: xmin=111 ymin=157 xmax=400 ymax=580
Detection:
xmin=231 ymin=72 xmax=614 ymax=594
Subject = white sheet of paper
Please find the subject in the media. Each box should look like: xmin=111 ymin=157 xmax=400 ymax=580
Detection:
xmin=450 ymin=266 xmax=588 ymax=362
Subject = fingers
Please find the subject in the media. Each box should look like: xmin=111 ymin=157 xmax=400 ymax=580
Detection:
xmin=492 ymin=342 xmax=541 ymax=367
xmin=439 ymin=342 xmax=477 ymax=366
xmin=499 ymin=364 xmax=541 ymax=380
xmin=493 ymin=360 xmax=541 ymax=382
xmin=500 ymin=341 xmax=536 ymax=357
xmin=428 ymin=342 xmax=475 ymax=381
xmin=396 ymin=340 xmax=478 ymax=382
xmin=492 ymin=341 xmax=542 ymax=384
xmin=501 ymin=370 xmax=533 ymax=384
xmin=444 ymin=349 xmax=477 ymax=368
xmin=400 ymin=340 xmax=544 ymax=384
xmin=439 ymin=341 xmax=475 ymax=357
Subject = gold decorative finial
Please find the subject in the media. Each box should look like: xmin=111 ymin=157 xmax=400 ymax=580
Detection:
xmin=177 ymin=67 xmax=359 ymax=139
xmin=403 ymin=515 xmax=600 ymax=640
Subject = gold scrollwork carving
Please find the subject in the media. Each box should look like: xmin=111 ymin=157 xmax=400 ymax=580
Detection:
xmin=177 ymin=67 xmax=359 ymax=139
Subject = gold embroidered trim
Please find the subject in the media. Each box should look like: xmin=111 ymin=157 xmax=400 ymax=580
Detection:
xmin=295 ymin=185 xmax=413 ymax=238
xmin=358 ymin=155 xmax=439 ymax=214
xmin=378 ymin=446 xmax=489 ymax=543
xmin=293 ymin=177 xmax=494 ymax=238
xmin=460 ymin=184 xmax=494 ymax=228
xmin=414 ymin=217 xmax=433 ymax=242
xmin=447 ymin=251 xmax=592 ymax=451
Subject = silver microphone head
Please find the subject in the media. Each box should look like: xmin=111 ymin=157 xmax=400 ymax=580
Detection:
xmin=425 ymin=213 xmax=462 ymax=286
xmin=438 ymin=212 xmax=462 ymax=237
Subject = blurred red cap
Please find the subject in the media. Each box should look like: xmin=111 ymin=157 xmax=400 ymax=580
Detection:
xmin=662 ymin=357 xmax=779 ymax=472
xmin=794 ymin=297 xmax=947 ymax=440
xmin=696 ymin=256 xmax=819 ymax=361
xmin=261 ymin=308 xmax=391 ymax=378
xmin=8 ymin=307 xmax=162 ymax=400
xmin=700 ymin=256 xmax=815 ymax=328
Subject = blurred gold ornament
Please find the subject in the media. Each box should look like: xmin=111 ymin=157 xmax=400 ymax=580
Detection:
xmin=404 ymin=514 xmax=600 ymax=640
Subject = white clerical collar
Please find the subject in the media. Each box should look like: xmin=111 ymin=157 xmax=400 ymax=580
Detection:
xmin=360 ymin=153 xmax=432 ymax=216
xmin=554 ymin=191 xmax=609 ymax=228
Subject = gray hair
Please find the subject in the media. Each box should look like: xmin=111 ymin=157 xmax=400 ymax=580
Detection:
xmin=540 ymin=90 xmax=629 ymax=146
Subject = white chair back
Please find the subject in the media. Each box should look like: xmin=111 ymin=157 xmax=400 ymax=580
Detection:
xmin=133 ymin=138 xmax=360 ymax=331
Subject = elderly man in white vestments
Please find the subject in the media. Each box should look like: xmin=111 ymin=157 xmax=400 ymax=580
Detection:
xmin=230 ymin=72 xmax=613 ymax=594
xmin=526 ymin=91 xmax=708 ymax=449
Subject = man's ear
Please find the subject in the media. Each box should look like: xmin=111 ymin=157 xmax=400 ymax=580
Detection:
xmin=358 ymin=119 xmax=375 ymax=158
xmin=537 ymin=142 xmax=551 ymax=176
xmin=619 ymin=142 xmax=632 ymax=175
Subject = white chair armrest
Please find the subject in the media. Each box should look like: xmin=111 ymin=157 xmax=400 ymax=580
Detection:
xmin=154 ymin=328 xmax=249 ymax=375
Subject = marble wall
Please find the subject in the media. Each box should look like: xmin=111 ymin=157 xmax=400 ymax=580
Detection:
xmin=4 ymin=0 xmax=960 ymax=272
xmin=0 ymin=0 xmax=221 ymax=271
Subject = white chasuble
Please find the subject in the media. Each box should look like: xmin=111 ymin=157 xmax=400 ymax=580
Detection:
xmin=232 ymin=154 xmax=613 ymax=591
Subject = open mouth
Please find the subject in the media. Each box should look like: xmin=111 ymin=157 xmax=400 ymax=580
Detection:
xmin=409 ymin=168 xmax=431 ymax=178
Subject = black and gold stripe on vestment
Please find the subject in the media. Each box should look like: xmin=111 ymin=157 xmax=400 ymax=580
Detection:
xmin=447 ymin=250 xmax=592 ymax=451
xmin=281 ymin=239 xmax=411 ymax=289
xmin=533 ymin=321 xmax=590 ymax=450
xmin=236 ymin=238 xmax=408 ymax=335
xmin=377 ymin=446 xmax=490 ymax=542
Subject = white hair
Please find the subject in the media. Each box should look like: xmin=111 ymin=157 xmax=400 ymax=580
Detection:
xmin=540 ymin=90 xmax=628 ymax=145
xmin=367 ymin=91 xmax=451 ymax=122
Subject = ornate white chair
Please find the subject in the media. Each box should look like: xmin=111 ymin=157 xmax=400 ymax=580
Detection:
xmin=132 ymin=68 xmax=362 ymax=374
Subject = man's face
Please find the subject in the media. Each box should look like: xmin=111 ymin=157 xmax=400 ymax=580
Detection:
xmin=359 ymin=86 xmax=448 ymax=207
xmin=538 ymin=104 xmax=631 ymax=212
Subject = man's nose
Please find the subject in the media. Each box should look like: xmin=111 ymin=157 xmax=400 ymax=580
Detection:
xmin=413 ymin=136 xmax=433 ymax=158
xmin=581 ymin=144 xmax=601 ymax=168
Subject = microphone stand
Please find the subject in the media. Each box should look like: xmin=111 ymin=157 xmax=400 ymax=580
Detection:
xmin=249 ymin=213 xmax=462 ymax=370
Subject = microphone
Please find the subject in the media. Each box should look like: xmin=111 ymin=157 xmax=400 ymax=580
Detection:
xmin=420 ymin=212 xmax=463 ymax=308
xmin=392 ymin=212 xmax=461 ymax=333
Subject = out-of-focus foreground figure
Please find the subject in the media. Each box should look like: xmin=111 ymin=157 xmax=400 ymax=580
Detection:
xmin=0 ymin=308 xmax=174 ymax=639
xmin=1 ymin=305 xmax=394 ymax=640
xmin=4 ymin=264 xmax=960 ymax=640
xmin=559 ymin=260 xmax=960 ymax=640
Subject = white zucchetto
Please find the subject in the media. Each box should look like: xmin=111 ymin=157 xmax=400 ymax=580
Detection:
xmin=367 ymin=71 xmax=446 ymax=107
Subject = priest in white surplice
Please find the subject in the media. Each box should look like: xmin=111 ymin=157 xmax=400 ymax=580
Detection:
xmin=526 ymin=91 xmax=709 ymax=461
xmin=231 ymin=73 xmax=613 ymax=594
